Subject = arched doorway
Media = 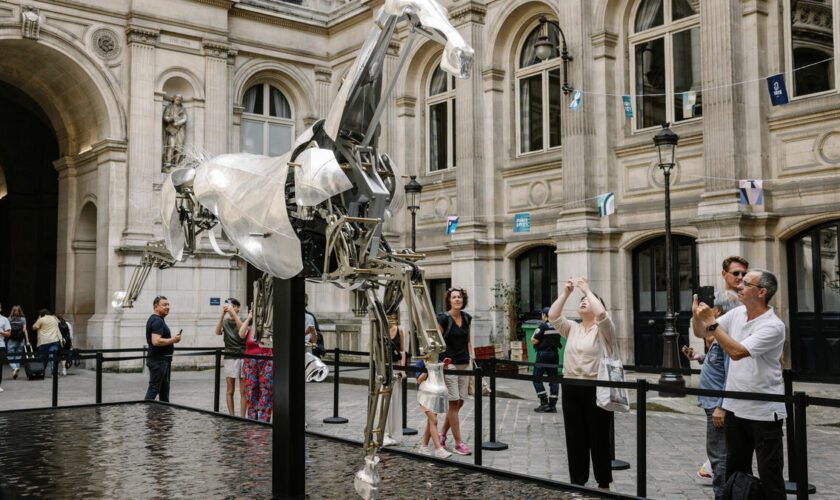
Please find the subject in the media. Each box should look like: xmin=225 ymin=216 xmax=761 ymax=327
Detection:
xmin=632 ymin=235 xmax=697 ymax=367
xmin=515 ymin=246 xmax=558 ymax=321
xmin=0 ymin=82 xmax=59 ymax=322
xmin=787 ymin=220 xmax=840 ymax=380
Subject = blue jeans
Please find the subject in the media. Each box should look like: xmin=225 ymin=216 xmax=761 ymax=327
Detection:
xmin=37 ymin=342 xmax=61 ymax=376
xmin=145 ymin=357 xmax=172 ymax=402
xmin=6 ymin=338 xmax=24 ymax=370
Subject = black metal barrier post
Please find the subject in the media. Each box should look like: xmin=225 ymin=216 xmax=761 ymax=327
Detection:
xmin=481 ymin=357 xmax=509 ymax=451
xmin=636 ymin=379 xmax=648 ymax=498
xmin=323 ymin=348 xmax=349 ymax=424
xmin=213 ymin=349 xmax=222 ymax=413
xmin=784 ymin=370 xmax=816 ymax=494
xmin=401 ymin=364 xmax=417 ymax=435
xmin=95 ymin=352 xmax=103 ymax=404
xmin=794 ymin=392 xmax=810 ymax=500
xmin=51 ymin=354 xmax=59 ymax=407
xmin=610 ymin=413 xmax=630 ymax=470
xmin=474 ymin=366 xmax=483 ymax=466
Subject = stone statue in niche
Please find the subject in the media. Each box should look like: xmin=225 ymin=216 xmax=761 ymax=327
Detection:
xmin=162 ymin=94 xmax=187 ymax=170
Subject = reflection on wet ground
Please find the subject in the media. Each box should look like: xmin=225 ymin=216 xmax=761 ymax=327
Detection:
xmin=0 ymin=404 xmax=595 ymax=499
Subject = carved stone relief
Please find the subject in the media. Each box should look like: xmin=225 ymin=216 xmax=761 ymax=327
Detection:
xmin=91 ymin=28 xmax=121 ymax=59
xmin=21 ymin=6 xmax=42 ymax=40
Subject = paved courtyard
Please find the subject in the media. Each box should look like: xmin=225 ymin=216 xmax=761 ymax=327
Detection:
xmin=1 ymin=364 xmax=838 ymax=499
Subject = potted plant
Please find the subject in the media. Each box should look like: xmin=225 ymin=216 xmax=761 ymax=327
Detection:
xmin=489 ymin=280 xmax=522 ymax=372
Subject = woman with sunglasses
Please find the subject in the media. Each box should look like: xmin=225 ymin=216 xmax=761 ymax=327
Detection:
xmin=436 ymin=287 xmax=473 ymax=456
xmin=547 ymin=277 xmax=615 ymax=490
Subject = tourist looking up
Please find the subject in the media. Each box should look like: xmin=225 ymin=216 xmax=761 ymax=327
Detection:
xmin=547 ymin=277 xmax=615 ymax=490
xmin=531 ymin=306 xmax=562 ymax=413
xmin=691 ymin=269 xmax=787 ymax=500
xmin=144 ymin=296 xmax=181 ymax=402
xmin=437 ymin=287 xmax=473 ymax=456
xmin=32 ymin=309 xmax=63 ymax=378
xmin=215 ymin=297 xmax=245 ymax=417
xmin=7 ymin=305 xmax=28 ymax=380
xmin=239 ymin=311 xmax=273 ymax=422
xmin=683 ymin=290 xmax=739 ymax=499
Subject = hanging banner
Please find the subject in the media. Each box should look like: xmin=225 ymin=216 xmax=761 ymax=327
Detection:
xmin=446 ymin=215 xmax=459 ymax=235
xmin=738 ymin=180 xmax=764 ymax=205
xmin=514 ymin=213 xmax=531 ymax=233
xmin=766 ymin=74 xmax=789 ymax=106
xmin=682 ymin=91 xmax=697 ymax=118
xmin=622 ymin=95 xmax=633 ymax=118
xmin=569 ymin=90 xmax=583 ymax=111
xmin=596 ymin=192 xmax=616 ymax=217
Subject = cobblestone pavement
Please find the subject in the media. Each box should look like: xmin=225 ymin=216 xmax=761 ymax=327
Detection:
xmin=1 ymin=364 xmax=839 ymax=499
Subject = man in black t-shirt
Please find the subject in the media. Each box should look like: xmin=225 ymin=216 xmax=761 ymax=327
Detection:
xmin=531 ymin=307 xmax=562 ymax=413
xmin=144 ymin=296 xmax=181 ymax=402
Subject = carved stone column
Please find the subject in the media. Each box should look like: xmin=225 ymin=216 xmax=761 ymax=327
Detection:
xmin=124 ymin=26 xmax=159 ymax=242
xmin=204 ymin=41 xmax=232 ymax=156
xmin=314 ymin=66 xmax=332 ymax=120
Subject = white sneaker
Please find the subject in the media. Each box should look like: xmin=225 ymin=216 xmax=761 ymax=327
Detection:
xmin=434 ymin=447 xmax=451 ymax=459
xmin=0 ymin=387 xmax=4 ymax=392
xmin=417 ymin=445 xmax=431 ymax=456
xmin=61 ymin=367 xmax=67 ymax=376
xmin=383 ymin=435 xmax=398 ymax=447
xmin=12 ymin=368 xmax=19 ymax=379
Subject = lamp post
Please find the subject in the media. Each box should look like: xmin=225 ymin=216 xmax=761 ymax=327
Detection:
xmin=653 ymin=123 xmax=685 ymax=397
xmin=533 ymin=15 xmax=574 ymax=94
xmin=404 ymin=175 xmax=422 ymax=251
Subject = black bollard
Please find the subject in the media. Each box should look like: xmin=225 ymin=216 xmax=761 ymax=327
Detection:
xmin=636 ymin=379 xmax=648 ymax=498
xmin=213 ymin=349 xmax=222 ymax=412
xmin=52 ymin=354 xmax=59 ymax=407
xmin=610 ymin=412 xmax=630 ymax=470
xmin=784 ymin=370 xmax=816 ymax=494
xmin=95 ymin=352 xmax=103 ymax=404
xmin=794 ymin=392 xmax=812 ymax=499
xmin=474 ymin=366 xmax=483 ymax=466
xmin=401 ymin=371 xmax=417 ymax=435
xmin=323 ymin=347 xmax=349 ymax=424
xmin=481 ymin=357 xmax=509 ymax=451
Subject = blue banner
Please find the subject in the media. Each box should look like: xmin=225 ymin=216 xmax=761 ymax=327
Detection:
xmin=569 ymin=90 xmax=582 ymax=111
xmin=514 ymin=213 xmax=531 ymax=233
xmin=767 ymin=74 xmax=789 ymax=106
xmin=446 ymin=216 xmax=459 ymax=235
xmin=622 ymin=95 xmax=633 ymax=118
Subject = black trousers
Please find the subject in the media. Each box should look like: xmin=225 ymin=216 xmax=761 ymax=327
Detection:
xmin=724 ymin=411 xmax=785 ymax=500
xmin=562 ymin=383 xmax=613 ymax=487
xmin=532 ymin=351 xmax=559 ymax=400
xmin=145 ymin=357 xmax=172 ymax=402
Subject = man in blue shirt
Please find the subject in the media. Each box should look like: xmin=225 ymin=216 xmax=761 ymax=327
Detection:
xmin=145 ymin=296 xmax=181 ymax=402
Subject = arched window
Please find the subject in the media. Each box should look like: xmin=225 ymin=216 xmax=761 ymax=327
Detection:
xmin=630 ymin=0 xmax=701 ymax=130
xmin=516 ymin=22 xmax=562 ymax=154
xmin=427 ymin=63 xmax=456 ymax=171
xmin=785 ymin=0 xmax=836 ymax=98
xmin=515 ymin=246 xmax=558 ymax=320
xmin=241 ymin=83 xmax=294 ymax=157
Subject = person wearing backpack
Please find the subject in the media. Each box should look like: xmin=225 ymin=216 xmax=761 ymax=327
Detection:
xmin=32 ymin=309 xmax=63 ymax=378
xmin=6 ymin=305 xmax=28 ymax=380
xmin=55 ymin=315 xmax=74 ymax=376
xmin=436 ymin=287 xmax=473 ymax=456
xmin=0 ymin=303 xmax=11 ymax=391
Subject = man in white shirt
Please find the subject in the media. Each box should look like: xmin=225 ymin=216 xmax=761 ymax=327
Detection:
xmin=691 ymin=268 xmax=786 ymax=499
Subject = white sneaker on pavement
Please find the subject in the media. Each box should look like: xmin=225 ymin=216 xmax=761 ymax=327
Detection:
xmin=433 ymin=447 xmax=451 ymax=459
xmin=0 ymin=387 xmax=4 ymax=392
xmin=383 ymin=435 xmax=398 ymax=447
xmin=417 ymin=445 xmax=431 ymax=456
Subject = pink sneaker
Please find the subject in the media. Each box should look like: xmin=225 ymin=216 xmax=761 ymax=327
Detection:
xmin=439 ymin=433 xmax=446 ymax=448
xmin=453 ymin=442 xmax=471 ymax=456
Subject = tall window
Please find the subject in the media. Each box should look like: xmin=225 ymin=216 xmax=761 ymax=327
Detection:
xmin=630 ymin=0 xmax=701 ymax=130
xmin=516 ymin=22 xmax=562 ymax=154
xmin=427 ymin=64 xmax=456 ymax=171
xmin=786 ymin=0 xmax=836 ymax=97
xmin=241 ymin=83 xmax=294 ymax=156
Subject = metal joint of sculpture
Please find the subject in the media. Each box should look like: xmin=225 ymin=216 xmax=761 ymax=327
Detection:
xmin=111 ymin=1 xmax=474 ymax=497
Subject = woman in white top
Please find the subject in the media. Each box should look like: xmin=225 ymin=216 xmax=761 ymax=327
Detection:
xmin=547 ymin=277 xmax=616 ymax=490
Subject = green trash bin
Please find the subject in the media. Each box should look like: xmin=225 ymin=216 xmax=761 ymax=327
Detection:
xmin=523 ymin=320 xmax=566 ymax=373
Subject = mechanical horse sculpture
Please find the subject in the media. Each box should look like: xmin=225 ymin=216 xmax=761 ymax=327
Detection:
xmin=111 ymin=1 xmax=473 ymax=497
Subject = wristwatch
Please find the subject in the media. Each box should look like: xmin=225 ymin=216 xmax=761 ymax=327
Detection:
xmin=707 ymin=323 xmax=719 ymax=332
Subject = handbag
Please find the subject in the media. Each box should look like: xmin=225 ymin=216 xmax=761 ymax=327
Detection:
xmin=596 ymin=333 xmax=629 ymax=412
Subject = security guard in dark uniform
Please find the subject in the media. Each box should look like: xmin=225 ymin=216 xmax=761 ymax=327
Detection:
xmin=531 ymin=307 xmax=562 ymax=412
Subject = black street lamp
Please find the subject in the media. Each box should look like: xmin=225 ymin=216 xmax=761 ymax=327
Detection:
xmin=533 ymin=15 xmax=574 ymax=95
xmin=404 ymin=175 xmax=423 ymax=251
xmin=653 ymin=123 xmax=685 ymax=397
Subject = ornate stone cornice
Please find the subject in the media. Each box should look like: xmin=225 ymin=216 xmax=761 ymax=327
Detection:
xmin=450 ymin=3 xmax=486 ymax=27
xmin=395 ymin=95 xmax=416 ymax=117
xmin=591 ymin=30 xmax=618 ymax=60
xmin=203 ymin=40 xmax=233 ymax=59
xmin=125 ymin=26 xmax=159 ymax=46
xmin=387 ymin=40 xmax=400 ymax=57
xmin=21 ymin=5 xmax=42 ymax=40
xmin=231 ymin=7 xmax=328 ymax=35
xmin=481 ymin=67 xmax=505 ymax=82
xmin=314 ymin=66 xmax=332 ymax=83
xmin=188 ymin=0 xmax=236 ymax=9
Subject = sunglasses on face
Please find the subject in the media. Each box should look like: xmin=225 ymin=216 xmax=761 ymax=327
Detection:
xmin=727 ymin=271 xmax=747 ymax=277
xmin=742 ymin=280 xmax=764 ymax=289
xmin=447 ymin=288 xmax=464 ymax=293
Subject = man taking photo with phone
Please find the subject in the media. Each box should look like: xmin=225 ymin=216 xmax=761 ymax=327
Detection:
xmin=145 ymin=296 xmax=181 ymax=402
xmin=215 ymin=298 xmax=245 ymax=416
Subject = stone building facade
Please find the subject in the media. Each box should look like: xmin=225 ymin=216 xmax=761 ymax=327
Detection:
xmin=0 ymin=0 xmax=837 ymax=377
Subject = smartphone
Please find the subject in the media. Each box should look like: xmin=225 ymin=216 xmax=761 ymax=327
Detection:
xmin=178 ymin=329 xmax=183 ymax=337
xmin=698 ymin=286 xmax=715 ymax=308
